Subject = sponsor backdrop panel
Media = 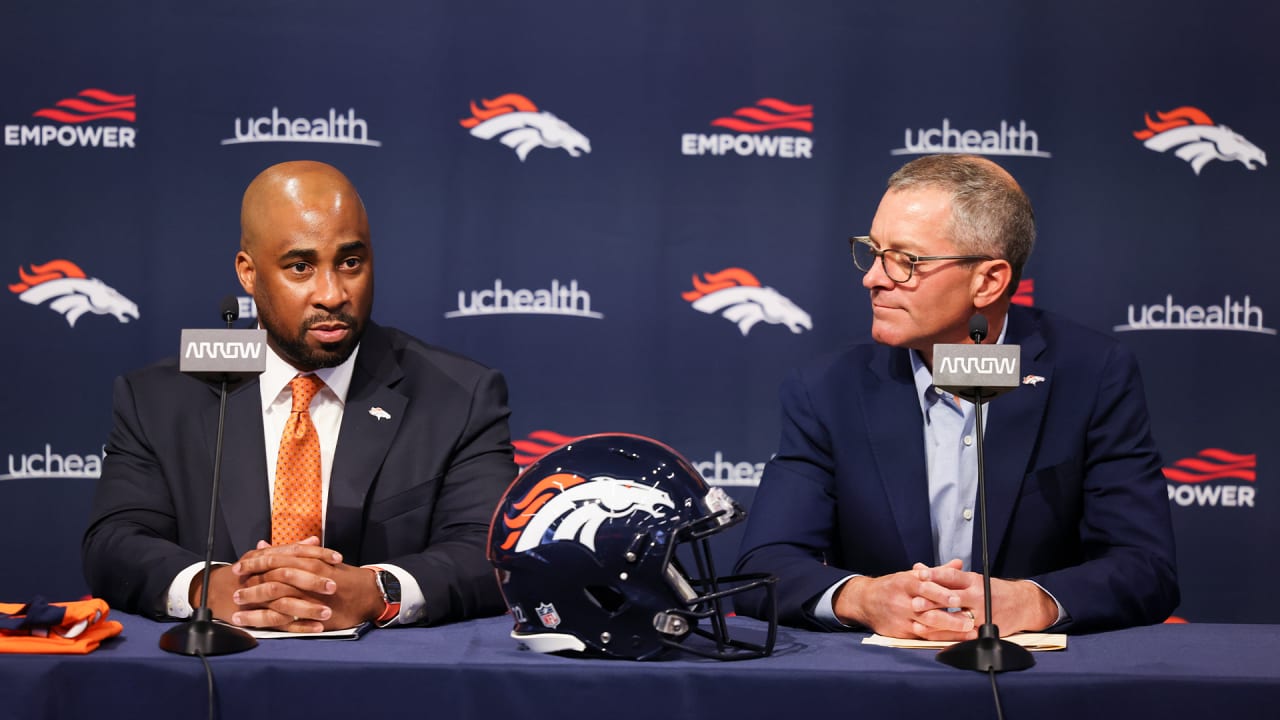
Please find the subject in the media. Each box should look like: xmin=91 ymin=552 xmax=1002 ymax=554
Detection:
xmin=2 ymin=1 xmax=1276 ymax=624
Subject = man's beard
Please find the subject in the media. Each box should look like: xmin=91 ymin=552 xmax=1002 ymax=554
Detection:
xmin=267 ymin=311 xmax=364 ymax=370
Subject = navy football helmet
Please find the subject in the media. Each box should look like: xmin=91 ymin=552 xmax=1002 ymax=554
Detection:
xmin=488 ymin=433 xmax=777 ymax=660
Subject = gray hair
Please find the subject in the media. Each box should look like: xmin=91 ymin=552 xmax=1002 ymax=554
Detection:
xmin=887 ymin=154 xmax=1035 ymax=297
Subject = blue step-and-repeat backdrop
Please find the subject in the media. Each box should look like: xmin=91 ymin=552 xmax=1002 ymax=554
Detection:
xmin=2 ymin=1 xmax=1276 ymax=624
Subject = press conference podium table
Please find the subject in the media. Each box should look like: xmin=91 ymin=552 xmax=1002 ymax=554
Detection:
xmin=3 ymin=614 xmax=1277 ymax=720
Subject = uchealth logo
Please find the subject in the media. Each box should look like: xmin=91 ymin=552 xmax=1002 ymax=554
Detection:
xmin=892 ymin=118 xmax=1049 ymax=158
xmin=2 ymin=445 xmax=103 ymax=482
xmin=683 ymin=268 xmax=812 ymax=336
xmin=4 ymin=88 xmax=137 ymax=148
xmin=1134 ymin=106 xmax=1266 ymax=175
xmin=1115 ymin=294 xmax=1274 ymax=335
xmin=460 ymin=93 xmax=590 ymax=161
xmin=10 ymin=259 xmax=139 ymax=327
xmin=1165 ymin=448 xmax=1256 ymax=508
xmin=221 ymin=107 xmax=381 ymax=147
xmin=681 ymin=98 xmax=813 ymax=159
xmin=445 ymin=279 xmax=602 ymax=319
xmin=693 ymin=452 xmax=763 ymax=488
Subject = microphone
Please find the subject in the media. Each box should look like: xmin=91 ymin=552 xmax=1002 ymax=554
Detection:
xmin=933 ymin=315 xmax=1019 ymax=403
xmin=159 ymin=297 xmax=267 ymax=657
xmin=969 ymin=313 xmax=988 ymax=343
xmin=934 ymin=314 xmax=1034 ymax=673
xmin=220 ymin=295 xmax=239 ymax=326
xmin=178 ymin=297 xmax=267 ymax=383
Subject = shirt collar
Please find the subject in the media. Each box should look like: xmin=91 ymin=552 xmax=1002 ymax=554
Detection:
xmin=910 ymin=313 xmax=1010 ymax=413
xmin=259 ymin=341 xmax=361 ymax=411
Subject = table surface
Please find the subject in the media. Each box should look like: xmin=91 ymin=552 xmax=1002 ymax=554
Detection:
xmin=3 ymin=613 xmax=1279 ymax=720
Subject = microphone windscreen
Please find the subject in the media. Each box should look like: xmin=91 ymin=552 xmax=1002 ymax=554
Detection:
xmin=969 ymin=314 xmax=989 ymax=342
xmin=220 ymin=295 xmax=240 ymax=323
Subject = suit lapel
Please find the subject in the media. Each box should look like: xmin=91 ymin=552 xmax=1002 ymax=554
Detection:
xmin=975 ymin=309 xmax=1051 ymax=571
xmin=202 ymin=378 xmax=270 ymax=556
xmin=326 ymin=326 xmax=407 ymax=558
xmin=863 ymin=348 xmax=935 ymax=566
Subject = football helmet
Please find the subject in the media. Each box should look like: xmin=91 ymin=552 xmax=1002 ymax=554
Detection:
xmin=488 ymin=433 xmax=777 ymax=660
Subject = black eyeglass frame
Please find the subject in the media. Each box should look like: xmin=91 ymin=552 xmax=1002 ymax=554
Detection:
xmin=849 ymin=235 xmax=994 ymax=283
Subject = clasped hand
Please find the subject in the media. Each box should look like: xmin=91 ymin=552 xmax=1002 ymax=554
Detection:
xmin=833 ymin=559 xmax=1055 ymax=641
xmin=195 ymin=537 xmax=381 ymax=633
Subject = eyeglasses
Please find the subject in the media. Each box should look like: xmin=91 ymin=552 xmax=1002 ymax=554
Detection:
xmin=849 ymin=236 xmax=993 ymax=283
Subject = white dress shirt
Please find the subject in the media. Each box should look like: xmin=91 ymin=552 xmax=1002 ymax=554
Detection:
xmin=166 ymin=343 xmax=425 ymax=626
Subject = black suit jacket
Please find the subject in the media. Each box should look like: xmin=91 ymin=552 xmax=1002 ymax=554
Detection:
xmin=83 ymin=323 xmax=517 ymax=624
xmin=735 ymin=306 xmax=1179 ymax=633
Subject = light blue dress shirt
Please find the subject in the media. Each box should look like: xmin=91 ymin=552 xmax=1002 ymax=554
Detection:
xmin=811 ymin=318 xmax=1065 ymax=629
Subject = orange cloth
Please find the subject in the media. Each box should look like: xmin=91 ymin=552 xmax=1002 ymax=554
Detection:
xmin=272 ymin=374 xmax=325 ymax=545
xmin=0 ymin=598 xmax=123 ymax=654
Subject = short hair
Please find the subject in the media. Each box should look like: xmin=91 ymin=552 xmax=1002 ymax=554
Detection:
xmin=886 ymin=154 xmax=1035 ymax=297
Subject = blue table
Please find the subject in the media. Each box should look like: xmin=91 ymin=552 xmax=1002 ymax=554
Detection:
xmin=3 ymin=614 xmax=1278 ymax=720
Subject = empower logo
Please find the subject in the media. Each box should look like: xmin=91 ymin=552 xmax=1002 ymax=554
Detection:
xmin=221 ymin=107 xmax=381 ymax=147
xmin=460 ymin=93 xmax=590 ymax=161
xmin=1165 ymin=448 xmax=1256 ymax=508
xmin=1115 ymin=294 xmax=1274 ymax=335
xmin=9 ymin=259 xmax=139 ymax=327
xmin=1012 ymin=279 xmax=1034 ymax=307
xmin=1134 ymin=106 xmax=1266 ymax=175
xmin=683 ymin=268 xmax=811 ymax=336
xmin=892 ymin=118 xmax=1048 ymax=158
xmin=513 ymin=430 xmax=765 ymax=489
xmin=681 ymin=98 xmax=814 ymax=158
xmin=513 ymin=430 xmax=579 ymax=467
xmin=4 ymin=89 xmax=137 ymax=148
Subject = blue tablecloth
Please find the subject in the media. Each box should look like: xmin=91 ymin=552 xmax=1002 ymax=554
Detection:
xmin=3 ymin=613 xmax=1278 ymax=720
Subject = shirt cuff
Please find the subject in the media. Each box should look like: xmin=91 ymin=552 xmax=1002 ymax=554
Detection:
xmin=166 ymin=561 xmax=230 ymax=619
xmin=810 ymin=574 xmax=862 ymax=631
xmin=1024 ymin=579 xmax=1069 ymax=629
xmin=363 ymin=563 xmax=425 ymax=626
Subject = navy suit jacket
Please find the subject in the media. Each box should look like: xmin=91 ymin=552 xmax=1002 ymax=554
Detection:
xmin=735 ymin=306 xmax=1179 ymax=633
xmin=83 ymin=323 xmax=517 ymax=624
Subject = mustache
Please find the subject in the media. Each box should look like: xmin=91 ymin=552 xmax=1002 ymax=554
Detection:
xmin=302 ymin=312 xmax=359 ymax=330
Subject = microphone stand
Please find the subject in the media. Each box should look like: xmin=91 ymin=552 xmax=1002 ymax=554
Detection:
xmin=936 ymin=326 xmax=1033 ymax=673
xmin=159 ymin=309 xmax=258 ymax=656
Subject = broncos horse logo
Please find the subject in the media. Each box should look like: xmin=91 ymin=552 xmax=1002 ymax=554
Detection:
xmin=460 ymin=93 xmax=591 ymax=162
xmin=1134 ymin=106 xmax=1267 ymax=175
xmin=9 ymin=259 xmax=139 ymax=327
xmin=499 ymin=473 xmax=675 ymax=553
xmin=683 ymin=268 xmax=812 ymax=336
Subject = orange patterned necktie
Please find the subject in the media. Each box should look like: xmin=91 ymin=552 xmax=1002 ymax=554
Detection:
xmin=272 ymin=374 xmax=325 ymax=546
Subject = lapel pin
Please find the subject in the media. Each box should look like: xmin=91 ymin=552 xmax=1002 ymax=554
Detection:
xmin=1022 ymin=374 xmax=1046 ymax=386
xmin=369 ymin=406 xmax=391 ymax=421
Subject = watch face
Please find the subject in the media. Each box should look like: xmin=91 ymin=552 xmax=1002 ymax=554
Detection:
xmin=378 ymin=570 xmax=402 ymax=602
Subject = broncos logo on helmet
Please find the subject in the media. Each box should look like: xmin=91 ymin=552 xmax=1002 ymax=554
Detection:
xmin=461 ymin=93 xmax=591 ymax=162
xmin=1135 ymin=106 xmax=1267 ymax=175
xmin=10 ymin=259 xmax=139 ymax=327
xmin=498 ymin=472 xmax=675 ymax=553
xmin=683 ymin=268 xmax=812 ymax=336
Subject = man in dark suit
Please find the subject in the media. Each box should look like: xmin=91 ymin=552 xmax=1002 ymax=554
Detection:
xmin=735 ymin=155 xmax=1178 ymax=640
xmin=83 ymin=161 xmax=517 ymax=631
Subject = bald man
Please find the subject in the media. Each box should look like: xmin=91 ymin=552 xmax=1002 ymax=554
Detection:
xmin=84 ymin=161 xmax=517 ymax=631
xmin=734 ymin=154 xmax=1178 ymax=639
